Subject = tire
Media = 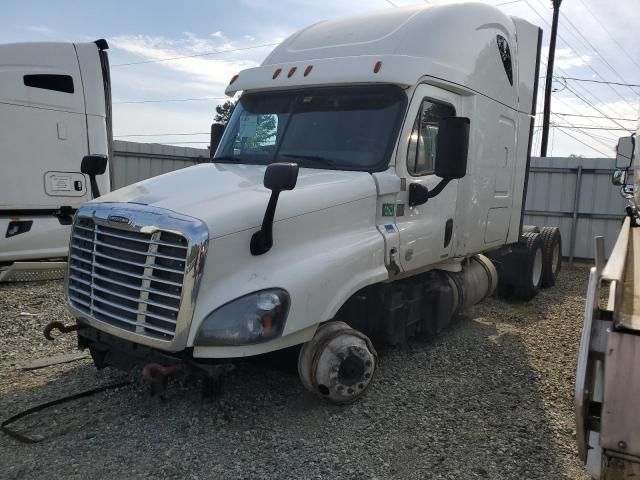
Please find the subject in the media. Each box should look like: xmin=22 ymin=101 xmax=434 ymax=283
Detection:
xmin=513 ymin=232 xmax=544 ymax=301
xmin=539 ymin=226 xmax=562 ymax=288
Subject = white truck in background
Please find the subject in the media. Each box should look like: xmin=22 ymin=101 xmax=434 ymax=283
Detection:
xmin=59 ymin=3 xmax=562 ymax=403
xmin=0 ymin=40 xmax=112 ymax=281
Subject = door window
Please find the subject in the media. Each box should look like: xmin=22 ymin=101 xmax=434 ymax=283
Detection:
xmin=407 ymin=99 xmax=455 ymax=176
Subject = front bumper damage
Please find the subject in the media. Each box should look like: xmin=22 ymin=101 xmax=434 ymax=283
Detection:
xmin=76 ymin=325 xmax=234 ymax=397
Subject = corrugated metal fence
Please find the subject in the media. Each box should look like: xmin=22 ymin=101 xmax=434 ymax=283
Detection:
xmin=112 ymin=142 xmax=626 ymax=261
xmin=524 ymin=157 xmax=627 ymax=261
xmin=111 ymin=140 xmax=209 ymax=189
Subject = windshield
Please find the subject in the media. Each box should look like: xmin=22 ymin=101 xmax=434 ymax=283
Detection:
xmin=214 ymin=85 xmax=406 ymax=171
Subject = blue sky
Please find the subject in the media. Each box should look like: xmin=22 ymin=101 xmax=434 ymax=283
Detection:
xmin=3 ymin=0 xmax=639 ymax=157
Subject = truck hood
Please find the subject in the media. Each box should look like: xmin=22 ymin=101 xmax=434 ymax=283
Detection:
xmin=95 ymin=163 xmax=377 ymax=238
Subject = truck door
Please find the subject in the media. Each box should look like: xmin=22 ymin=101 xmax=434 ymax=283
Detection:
xmin=394 ymin=85 xmax=461 ymax=272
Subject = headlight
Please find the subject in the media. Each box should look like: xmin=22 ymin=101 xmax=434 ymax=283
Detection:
xmin=194 ymin=289 xmax=290 ymax=346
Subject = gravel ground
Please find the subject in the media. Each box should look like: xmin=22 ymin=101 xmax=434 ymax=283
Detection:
xmin=0 ymin=265 xmax=591 ymax=480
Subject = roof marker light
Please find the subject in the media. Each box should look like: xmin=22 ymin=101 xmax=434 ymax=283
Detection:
xmin=373 ymin=61 xmax=382 ymax=74
xmin=288 ymin=66 xmax=297 ymax=78
xmin=229 ymin=74 xmax=239 ymax=85
xmin=272 ymin=68 xmax=282 ymax=79
xmin=304 ymin=65 xmax=313 ymax=77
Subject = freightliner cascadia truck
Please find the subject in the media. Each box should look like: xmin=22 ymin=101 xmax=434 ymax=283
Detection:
xmin=0 ymin=40 xmax=112 ymax=281
xmin=58 ymin=3 xmax=562 ymax=403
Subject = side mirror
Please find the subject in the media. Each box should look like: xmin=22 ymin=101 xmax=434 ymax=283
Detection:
xmin=264 ymin=162 xmax=298 ymax=191
xmin=251 ymin=163 xmax=299 ymax=256
xmin=434 ymin=117 xmax=470 ymax=180
xmin=81 ymin=154 xmax=108 ymax=198
xmin=616 ymin=135 xmax=635 ymax=169
xmin=612 ymin=169 xmax=628 ymax=186
xmin=210 ymin=123 xmax=225 ymax=159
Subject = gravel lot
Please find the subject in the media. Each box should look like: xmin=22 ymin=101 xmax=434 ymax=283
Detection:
xmin=0 ymin=265 xmax=591 ymax=480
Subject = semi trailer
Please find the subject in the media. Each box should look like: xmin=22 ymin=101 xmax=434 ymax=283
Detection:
xmin=575 ymin=129 xmax=640 ymax=478
xmin=0 ymin=40 xmax=112 ymax=281
xmin=61 ymin=3 xmax=562 ymax=403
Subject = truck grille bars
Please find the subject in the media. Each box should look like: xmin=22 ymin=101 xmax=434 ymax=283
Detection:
xmin=66 ymin=203 xmax=208 ymax=351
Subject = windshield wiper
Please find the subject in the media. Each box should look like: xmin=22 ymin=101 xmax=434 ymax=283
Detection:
xmin=212 ymin=155 xmax=239 ymax=162
xmin=279 ymin=153 xmax=337 ymax=169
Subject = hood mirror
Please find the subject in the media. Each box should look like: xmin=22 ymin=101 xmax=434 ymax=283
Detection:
xmin=251 ymin=163 xmax=299 ymax=256
xmin=210 ymin=123 xmax=225 ymax=160
xmin=81 ymin=154 xmax=108 ymax=198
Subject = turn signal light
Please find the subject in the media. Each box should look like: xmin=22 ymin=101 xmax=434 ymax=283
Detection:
xmin=304 ymin=65 xmax=313 ymax=77
xmin=273 ymin=68 xmax=282 ymax=79
xmin=288 ymin=66 xmax=297 ymax=78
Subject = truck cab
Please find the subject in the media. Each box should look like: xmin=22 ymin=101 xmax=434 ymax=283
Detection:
xmin=0 ymin=40 xmax=111 ymax=281
xmin=63 ymin=4 xmax=558 ymax=403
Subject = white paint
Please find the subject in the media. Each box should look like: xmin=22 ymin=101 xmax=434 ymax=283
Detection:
xmin=66 ymin=4 xmax=542 ymax=358
xmin=0 ymin=41 xmax=110 ymax=262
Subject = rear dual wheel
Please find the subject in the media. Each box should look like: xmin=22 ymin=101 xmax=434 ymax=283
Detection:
xmin=540 ymin=226 xmax=562 ymax=288
xmin=513 ymin=232 xmax=544 ymax=300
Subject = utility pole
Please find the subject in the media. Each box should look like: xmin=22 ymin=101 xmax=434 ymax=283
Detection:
xmin=540 ymin=0 xmax=562 ymax=157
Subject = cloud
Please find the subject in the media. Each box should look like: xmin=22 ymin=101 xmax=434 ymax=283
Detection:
xmin=26 ymin=25 xmax=54 ymax=35
xmin=542 ymin=48 xmax=592 ymax=70
xmin=109 ymin=32 xmax=275 ymax=95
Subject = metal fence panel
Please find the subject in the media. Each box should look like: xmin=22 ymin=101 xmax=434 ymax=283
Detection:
xmin=111 ymin=140 xmax=209 ymax=189
xmin=524 ymin=157 xmax=628 ymax=261
xmin=111 ymin=144 xmax=626 ymax=261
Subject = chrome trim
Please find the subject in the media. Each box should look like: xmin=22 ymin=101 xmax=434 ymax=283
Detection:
xmin=65 ymin=202 xmax=209 ymax=352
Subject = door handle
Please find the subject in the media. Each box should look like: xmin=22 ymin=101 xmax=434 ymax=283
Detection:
xmin=444 ymin=218 xmax=453 ymax=248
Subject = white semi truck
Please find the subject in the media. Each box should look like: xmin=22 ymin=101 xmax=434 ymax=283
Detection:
xmin=59 ymin=3 xmax=562 ymax=403
xmin=0 ymin=40 xmax=112 ymax=281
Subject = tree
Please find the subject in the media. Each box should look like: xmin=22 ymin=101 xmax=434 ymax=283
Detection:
xmin=214 ymin=100 xmax=236 ymax=125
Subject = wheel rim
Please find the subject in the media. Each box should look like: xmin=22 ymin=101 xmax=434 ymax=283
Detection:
xmin=552 ymin=242 xmax=560 ymax=274
xmin=532 ymin=248 xmax=543 ymax=286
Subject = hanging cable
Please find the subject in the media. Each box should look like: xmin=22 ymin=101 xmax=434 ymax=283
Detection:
xmin=553 ymin=128 xmax=612 ymax=157
xmin=575 ymin=0 xmax=640 ymax=75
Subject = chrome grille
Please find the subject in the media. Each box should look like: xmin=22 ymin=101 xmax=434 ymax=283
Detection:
xmin=66 ymin=204 xmax=208 ymax=349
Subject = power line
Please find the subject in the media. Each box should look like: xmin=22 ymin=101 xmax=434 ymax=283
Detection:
xmin=539 ymin=60 xmax=622 ymax=139
xmin=556 ymin=76 xmax=640 ymax=89
xmin=551 ymin=112 xmax=637 ymax=122
xmin=383 ymin=0 xmax=398 ymax=7
xmin=551 ymin=113 xmax=619 ymax=151
xmin=550 ymin=124 xmax=633 ymax=132
xmin=114 ymin=96 xmax=228 ymax=105
xmin=527 ymin=0 xmax=637 ymax=113
xmin=553 ymin=127 xmax=612 ymax=157
xmin=111 ymin=42 xmax=279 ymax=67
xmin=562 ymin=83 xmax=630 ymax=130
xmin=559 ymin=11 xmax=635 ymax=89
xmin=495 ymin=0 xmax=524 ymax=6
xmin=575 ymin=0 xmax=640 ymax=75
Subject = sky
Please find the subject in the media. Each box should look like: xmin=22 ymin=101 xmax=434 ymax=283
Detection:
xmin=2 ymin=0 xmax=639 ymax=157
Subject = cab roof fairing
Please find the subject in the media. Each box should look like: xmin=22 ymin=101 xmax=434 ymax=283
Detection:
xmin=225 ymin=2 xmax=540 ymax=115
